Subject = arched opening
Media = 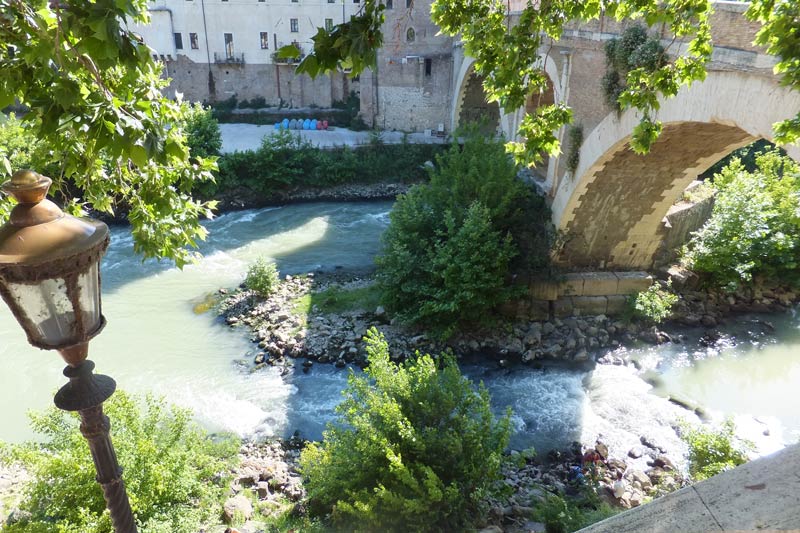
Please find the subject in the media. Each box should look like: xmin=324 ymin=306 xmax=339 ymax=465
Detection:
xmin=556 ymin=121 xmax=755 ymax=269
xmin=405 ymin=27 xmax=415 ymax=43
xmin=551 ymin=71 xmax=800 ymax=271
xmin=456 ymin=71 xmax=500 ymax=135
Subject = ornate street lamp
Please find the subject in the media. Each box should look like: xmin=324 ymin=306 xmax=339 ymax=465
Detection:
xmin=0 ymin=170 xmax=137 ymax=533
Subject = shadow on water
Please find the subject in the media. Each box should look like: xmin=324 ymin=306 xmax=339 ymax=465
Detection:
xmin=101 ymin=201 xmax=393 ymax=294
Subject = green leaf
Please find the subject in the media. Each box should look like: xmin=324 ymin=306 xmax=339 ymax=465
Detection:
xmin=276 ymin=44 xmax=302 ymax=59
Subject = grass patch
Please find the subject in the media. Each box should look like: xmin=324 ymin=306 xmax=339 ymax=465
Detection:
xmin=312 ymin=284 xmax=382 ymax=314
xmin=292 ymin=293 xmax=312 ymax=317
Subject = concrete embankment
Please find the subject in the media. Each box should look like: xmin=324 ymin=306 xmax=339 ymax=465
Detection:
xmin=578 ymin=443 xmax=800 ymax=532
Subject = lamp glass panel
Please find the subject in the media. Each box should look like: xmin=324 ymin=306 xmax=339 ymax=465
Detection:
xmin=77 ymin=262 xmax=101 ymax=333
xmin=7 ymin=278 xmax=76 ymax=346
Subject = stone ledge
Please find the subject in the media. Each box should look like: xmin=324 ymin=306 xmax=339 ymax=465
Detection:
xmin=579 ymin=444 xmax=800 ymax=532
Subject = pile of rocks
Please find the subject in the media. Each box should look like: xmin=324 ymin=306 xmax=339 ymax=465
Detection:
xmin=0 ymin=463 xmax=30 ymax=526
xmin=221 ymin=438 xmax=306 ymax=526
xmin=482 ymin=439 xmax=685 ymax=532
xmin=219 ymin=274 xmax=645 ymax=369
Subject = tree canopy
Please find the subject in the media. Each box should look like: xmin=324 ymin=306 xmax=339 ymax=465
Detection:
xmin=0 ymin=0 xmax=216 ymax=267
xmin=1 ymin=0 xmax=798 ymax=263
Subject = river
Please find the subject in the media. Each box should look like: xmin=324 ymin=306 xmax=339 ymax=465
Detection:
xmin=0 ymin=202 xmax=797 ymax=463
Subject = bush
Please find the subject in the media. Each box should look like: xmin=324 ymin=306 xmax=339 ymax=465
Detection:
xmin=300 ymin=328 xmax=511 ymax=532
xmin=0 ymin=392 xmax=238 ymax=533
xmin=565 ymin=124 xmax=584 ymax=174
xmin=684 ymin=150 xmax=800 ymax=290
xmin=630 ymin=282 xmax=678 ymax=324
xmin=202 ymin=130 xmax=445 ymax=199
xmin=244 ymin=257 xmax=280 ymax=297
xmin=602 ymin=25 xmax=666 ymax=111
xmin=682 ymin=419 xmax=753 ymax=481
xmin=181 ymin=103 xmax=222 ymax=159
xmin=376 ymin=134 xmax=552 ymax=337
xmin=534 ymin=493 xmax=619 ymax=533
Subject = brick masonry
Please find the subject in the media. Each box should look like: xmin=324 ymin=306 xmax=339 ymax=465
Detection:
xmin=507 ymin=271 xmax=653 ymax=320
xmin=557 ymin=122 xmax=753 ymax=270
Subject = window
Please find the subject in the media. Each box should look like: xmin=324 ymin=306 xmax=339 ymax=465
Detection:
xmin=386 ymin=0 xmax=392 ymax=8
xmin=290 ymin=18 xmax=298 ymax=32
xmin=325 ymin=18 xmax=333 ymax=31
xmin=405 ymin=0 xmax=411 ymax=7
xmin=406 ymin=27 xmax=415 ymax=42
xmin=424 ymin=57 xmax=432 ymax=76
xmin=190 ymin=32 xmax=199 ymax=49
xmin=224 ymin=33 xmax=234 ymax=59
xmin=173 ymin=32 xmax=183 ymax=49
xmin=260 ymin=32 xmax=269 ymax=49
xmin=353 ymin=0 xmax=359 ymax=3
xmin=328 ymin=0 xmax=335 ymax=3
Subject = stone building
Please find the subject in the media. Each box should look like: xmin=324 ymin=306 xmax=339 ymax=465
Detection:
xmin=129 ymin=0 xmax=365 ymax=106
xmin=131 ymin=0 xmax=457 ymax=132
xmin=357 ymin=0 xmax=455 ymax=132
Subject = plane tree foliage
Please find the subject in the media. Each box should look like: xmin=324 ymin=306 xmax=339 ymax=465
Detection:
xmin=1 ymin=0 xmax=799 ymax=263
xmin=0 ymin=0 xmax=217 ymax=267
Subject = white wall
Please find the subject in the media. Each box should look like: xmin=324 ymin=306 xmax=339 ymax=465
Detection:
xmin=131 ymin=0 xmax=362 ymax=65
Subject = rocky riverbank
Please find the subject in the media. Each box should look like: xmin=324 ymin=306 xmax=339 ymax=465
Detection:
xmin=214 ymin=269 xmax=798 ymax=531
xmin=213 ymin=182 xmax=414 ymax=213
xmin=217 ymin=432 xmax=682 ymax=533
xmin=219 ymin=268 xmax=800 ymax=372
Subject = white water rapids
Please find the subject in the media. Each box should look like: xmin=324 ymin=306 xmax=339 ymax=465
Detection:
xmin=0 ymin=202 xmax=797 ymax=465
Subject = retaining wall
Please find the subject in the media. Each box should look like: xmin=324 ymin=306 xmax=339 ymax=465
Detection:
xmin=503 ymin=271 xmax=653 ymax=320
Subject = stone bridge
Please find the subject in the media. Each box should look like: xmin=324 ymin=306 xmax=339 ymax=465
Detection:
xmin=450 ymin=1 xmax=800 ymax=271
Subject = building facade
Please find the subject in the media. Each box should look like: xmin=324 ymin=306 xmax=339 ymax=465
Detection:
xmin=130 ymin=0 xmax=366 ymax=106
xmin=357 ymin=0 xmax=455 ymax=132
xmin=130 ymin=0 xmax=456 ymax=132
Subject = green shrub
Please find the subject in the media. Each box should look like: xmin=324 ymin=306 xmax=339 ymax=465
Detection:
xmin=565 ymin=124 xmax=584 ymax=174
xmin=0 ymin=392 xmax=238 ymax=533
xmin=602 ymin=25 xmax=666 ymax=110
xmin=0 ymin=114 xmax=59 ymax=218
xmin=181 ymin=103 xmax=222 ymax=159
xmin=682 ymin=419 xmax=753 ymax=481
xmin=204 ymin=131 xmax=445 ymax=199
xmin=300 ymin=328 xmax=511 ymax=532
xmin=684 ymin=150 xmax=800 ymax=290
xmin=244 ymin=258 xmax=280 ymax=297
xmin=630 ymin=282 xmax=678 ymax=324
xmin=534 ymin=494 xmax=619 ymax=533
xmin=376 ymin=134 xmax=552 ymax=337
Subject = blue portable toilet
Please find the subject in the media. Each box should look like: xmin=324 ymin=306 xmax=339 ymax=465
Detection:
xmin=310 ymin=119 xmax=318 ymax=130
xmin=288 ymin=118 xmax=298 ymax=130
xmin=303 ymin=118 xmax=311 ymax=130
xmin=274 ymin=122 xmax=280 ymax=130
xmin=281 ymin=118 xmax=290 ymax=130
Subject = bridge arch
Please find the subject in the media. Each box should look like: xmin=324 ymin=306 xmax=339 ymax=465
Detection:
xmin=551 ymin=71 xmax=800 ymax=270
xmin=450 ymin=54 xmax=563 ymax=140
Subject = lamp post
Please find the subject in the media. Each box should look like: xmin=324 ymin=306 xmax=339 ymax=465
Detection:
xmin=0 ymin=170 xmax=137 ymax=533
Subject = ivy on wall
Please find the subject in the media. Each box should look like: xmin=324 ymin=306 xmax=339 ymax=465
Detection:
xmin=601 ymin=26 xmax=667 ymax=112
xmin=565 ymin=123 xmax=584 ymax=175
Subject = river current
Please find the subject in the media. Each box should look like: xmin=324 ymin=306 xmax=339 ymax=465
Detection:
xmin=1 ymin=202 xmax=797 ymax=463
